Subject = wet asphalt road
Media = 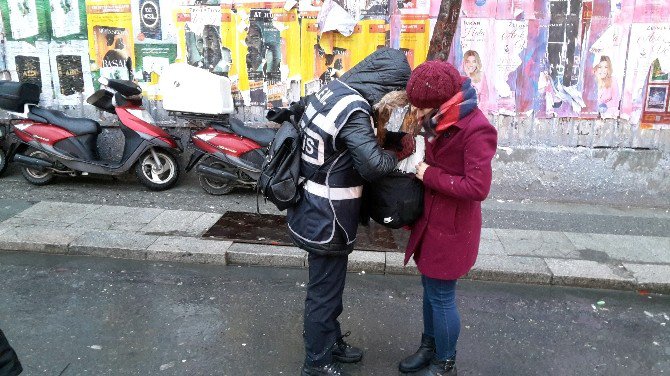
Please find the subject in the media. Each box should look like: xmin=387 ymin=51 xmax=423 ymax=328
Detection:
xmin=0 ymin=165 xmax=668 ymax=237
xmin=0 ymin=251 xmax=668 ymax=376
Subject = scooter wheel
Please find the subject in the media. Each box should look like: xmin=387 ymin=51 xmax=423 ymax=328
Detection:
xmin=135 ymin=149 xmax=181 ymax=191
xmin=0 ymin=147 xmax=7 ymax=177
xmin=20 ymin=149 xmax=55 ymax=186
xmin=198 ymin=157 xmax=236 ymax=195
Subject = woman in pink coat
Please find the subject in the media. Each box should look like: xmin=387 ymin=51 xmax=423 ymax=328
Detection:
xmin=398 ymin=61 xmax=498 ymax=376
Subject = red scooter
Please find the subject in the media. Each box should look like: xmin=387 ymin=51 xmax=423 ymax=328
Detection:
xmin=161 ymin=62 xmax=282 ymax=195
xmin=1 ymin=78 xmax=182 ymax=190
xmin=185 ymin=117 xmax=277 ymax=195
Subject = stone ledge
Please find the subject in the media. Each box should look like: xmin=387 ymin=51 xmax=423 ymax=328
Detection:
xmin=545 ymin=258 xmax=636 ymax=290
xmin=468 ymin=255 xmax=552 ymax=285
xmin=623 ymin=263 xmax=670 ymax=293
xmin=146 ymin=236 xmax=230 ymax=265
xmin=226 ymin=243 xmax=306 ymax=268
xmin=347 ymin=251 xmax=385 ymax=274
xmin=68 ymin=231 xmax=158 ymax=260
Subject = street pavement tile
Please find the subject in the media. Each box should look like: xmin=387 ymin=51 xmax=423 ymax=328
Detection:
xmin=69 ymin=231 xmax=158 ymax=260
xmin=385 ymin=252 xmax=420 ymax=276
xmin=479 ymin=236 xmax=507 ymax=255
xmin=15 ymin=201 xmax=100 ymax=224
xmin=347 ymin=251 xmax=385 ymax=274
xmin=636 ymin=237 xmax=670 ymax=263
xmin=0 ymin=226 xmax=86 ymax=253
xmin=545 ymin=258 xmax=636 ymax=290
xmin=495 ymin=229 xmax=579 ymax=258
xmin=623 ymin=263 xmax=670 ymax=293
xmin=0 ymin=217 xmax=71 ymax=228
xmin=146 ymin=236 xmax=231 ymax=265
xmin=141 ymin=210 xmax=216 ymax=236
xmin=469 ymin=255 xmax=551 ymax=284
xmin=565 ymin=232 xmax=666 ymax=263
xmin=108 ymin=207 xmax=165 ymax=231
xmin=226 ymin=243 xmax=306 ymax=268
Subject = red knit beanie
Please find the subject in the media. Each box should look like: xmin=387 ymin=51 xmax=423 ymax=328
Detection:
xmin=406 ymin=61 xmax=463 ymax=109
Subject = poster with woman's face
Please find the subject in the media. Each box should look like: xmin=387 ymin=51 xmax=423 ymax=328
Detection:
xmin=583 ymin=17 xmax=629 ymax=119
xmin=449 ymin=17 xmax=495 ymax=113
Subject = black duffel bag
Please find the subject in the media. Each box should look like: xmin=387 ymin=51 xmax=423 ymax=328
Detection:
xmin=364 ymin=171 xmax=423 ymax=229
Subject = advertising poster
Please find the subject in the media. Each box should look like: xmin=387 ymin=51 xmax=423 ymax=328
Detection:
xmin=300 ymin=20 xmax=329 ymax=95
xmin=492 ymin=19 xmax=528 ymax=115
xmin=399 ymin=17 xmax=431 ymax=69
xmin=538 ymin=0 xmax=585 ymax=118
xmin=640 ymin=59 xmax=670 ymax=129
xmin=517 ymin=19 xmax=549 ymax=114
xmin=48 ymin=40 xmax=95 ymax=105
xmin=50 ymin=0 xmax=88 ymax=40
xmin=86 ymin=0 xmax=135 ymax=82
xmin=496 ymin=0 xmax=548 ymax=20
xmin=622 ymin=23 xmax=670 ymax=127
xmin=134 ymin=44 xmax=177 ymax=99
xmin=397 ymin=0 xmax=431 ymax=18
xmin=580 ymin=17 xmax=629 ymax=118
xmin=233 ymin=6 xmax=300 ymax=106
xmin=174 ymin=5 xmax=233 ymax=76
xmin=131 ymin=0 xmax=178 ymax=44
xmin=0 ymin=0 xmax=49 ymax=41
xmin=460 ymin=0 xmax=499 ymax=18
xmin=449 ymin=17 xmax=496 ymax=113
xmin=5 ymin=41 xmax=55 ymax=105
xmin=298 ymin=0 xmax=323 ymax=18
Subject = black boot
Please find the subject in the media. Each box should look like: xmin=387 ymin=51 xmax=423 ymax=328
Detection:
xmin=398 ymin=333 xmax=435 ymax=373
xmin=301 ymin=362 xmax=349 ymax=376
xmin=412 ymin=358 xmax=457 ymax=376
xmin=332 ymin=332 xmax=363 ymax=363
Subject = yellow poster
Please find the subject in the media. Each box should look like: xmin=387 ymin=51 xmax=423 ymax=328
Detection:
xmin=86 ymin=0 xmax=135 ymax=81
xmin=234 ymin=6 xmax=300 ymax=105
xmin=399 ymin=17 xmax=430 ymax=69
xmin=173 ymin=5 xmax=237 ymax=78
xmin=352 ymin=20 xmax=388 ymax=65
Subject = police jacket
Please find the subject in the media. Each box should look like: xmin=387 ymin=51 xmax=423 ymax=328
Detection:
xmin=287 ymin=48 xmax=412 ymax=256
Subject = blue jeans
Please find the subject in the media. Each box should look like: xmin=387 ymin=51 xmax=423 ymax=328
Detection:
xmin=422 ymin=275 xmax=460 ymax=361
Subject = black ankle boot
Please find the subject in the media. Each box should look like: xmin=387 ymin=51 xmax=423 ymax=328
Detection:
xmin=332 ymin=332 xmax=363 ymax=363
xmin=398 ymin=333 xmax=435 ymax=373
xmin=413 ymin=358 xmax=457 ymax=376
xmin=301 ymin=362 xmax=349 ymax=376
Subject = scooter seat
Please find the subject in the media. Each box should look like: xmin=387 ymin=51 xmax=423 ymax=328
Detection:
xmin=228 ymin=118 xmax=277 ymax=147
xmin=29 ymin=107 xmax=101 ymax=136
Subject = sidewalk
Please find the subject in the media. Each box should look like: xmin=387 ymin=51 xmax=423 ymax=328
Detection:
xmin=0 ymin=200 xmax=668 ymax=293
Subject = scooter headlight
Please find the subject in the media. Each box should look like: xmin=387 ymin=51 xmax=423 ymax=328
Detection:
xmin=127 ymin=109 xmax=156 ymax=124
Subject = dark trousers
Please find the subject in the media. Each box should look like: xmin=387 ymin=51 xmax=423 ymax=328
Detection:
xmin=304 ymin=253 xmax=348 ymax=367
xmin=0 ymin=329 xmax=22 ymax=376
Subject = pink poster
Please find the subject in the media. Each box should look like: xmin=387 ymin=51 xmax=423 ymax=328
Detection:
xmin=448 ymin=18 xmax=496 ymax=113
xmin=581 ymin=17 xmax=630 ymax=118
xmin=518 ymin=19 xmax=549 ymax=114
xmin=460 ymin=0 xmax=499 ymax=18
xmin=492 ymin=19 xmax=529 ymax=115
xmin=495 ymin=0 xmax=548 ymax=20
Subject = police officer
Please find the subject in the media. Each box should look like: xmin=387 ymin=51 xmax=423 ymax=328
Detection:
xmin=289 ymin=48 xmax=412 ymax=376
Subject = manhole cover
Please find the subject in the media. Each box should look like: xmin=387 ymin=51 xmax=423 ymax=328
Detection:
xmin=203 ymin=211 xmax=401 ymax=252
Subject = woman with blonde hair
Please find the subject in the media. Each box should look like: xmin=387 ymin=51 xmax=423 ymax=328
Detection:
xmin=462 ymin=50 xmax=487 ymax=109
xmin=593 ymin=55 xmax=619 ymax=115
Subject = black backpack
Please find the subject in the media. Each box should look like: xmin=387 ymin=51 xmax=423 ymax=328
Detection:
xmin=363 ymin=171 xmax=424 ymax=229
xmin=257 ymin=102 xmax=340 ymax=211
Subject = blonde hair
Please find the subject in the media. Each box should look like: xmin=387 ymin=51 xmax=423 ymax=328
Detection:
xmin=463 ymin=50 xmax=482 ymax=84
xmin=594 ymin=56 xmax=613 ymax=90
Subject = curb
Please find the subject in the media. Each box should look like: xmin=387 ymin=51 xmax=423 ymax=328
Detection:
xmin=0 ymin=230 xmax=667 ymax=294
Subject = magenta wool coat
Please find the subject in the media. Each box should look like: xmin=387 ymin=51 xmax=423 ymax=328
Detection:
xmin=404 ymin=108 xmax=498 ymax=280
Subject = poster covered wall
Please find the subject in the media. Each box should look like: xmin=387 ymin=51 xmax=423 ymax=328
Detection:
xmin=4 ymin=41 xmax=55 ymax=105
xmin=0 ymin=0 xmax=50 ymax=41
xmin=48 ymin=40 xmax=95 ymax=105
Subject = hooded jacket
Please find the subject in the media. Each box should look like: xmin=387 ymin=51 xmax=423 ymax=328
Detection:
xmin=287 ymin=48 xmax=411 ymax=255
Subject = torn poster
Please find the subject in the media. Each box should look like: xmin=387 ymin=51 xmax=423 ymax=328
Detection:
xmin=317 ymin=0 xmax=359 ymax=36
xmin=48 ymin=40 xmax=95 ymax=106
xmin=4 ymin=41 xmax=55 ymax=106
xmin=492 ymin=19 xmax=528 ymax=115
